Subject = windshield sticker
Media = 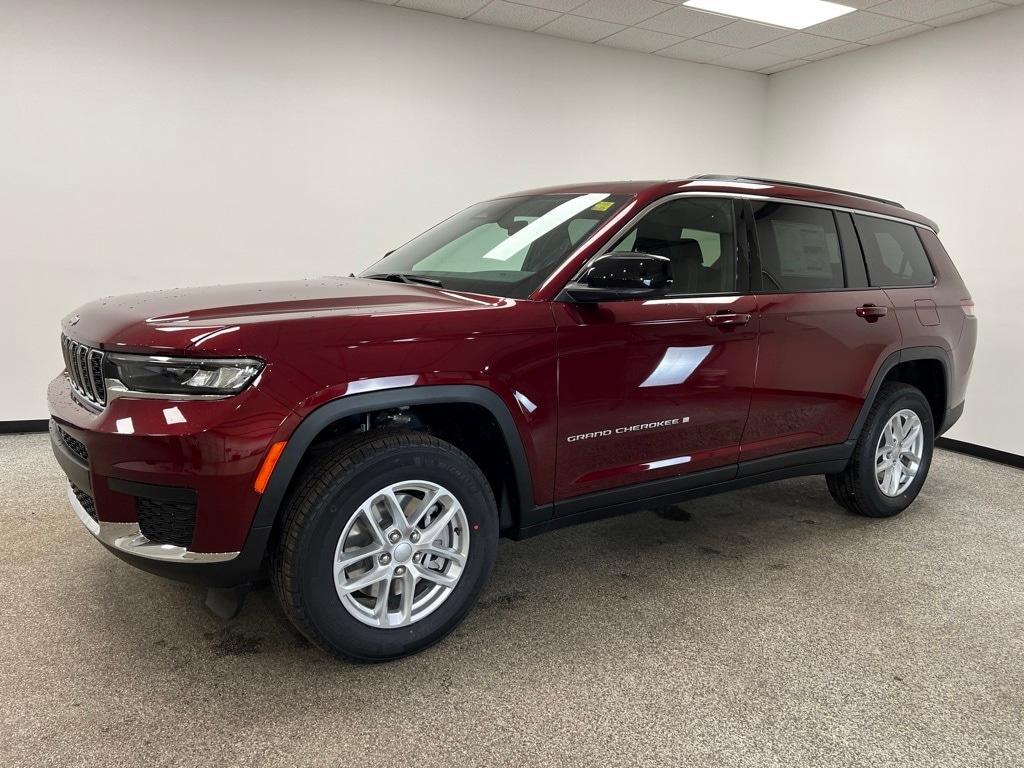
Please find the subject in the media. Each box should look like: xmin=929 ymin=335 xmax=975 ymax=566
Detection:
xmin=591 ymin=201 xmax=615 ymax=212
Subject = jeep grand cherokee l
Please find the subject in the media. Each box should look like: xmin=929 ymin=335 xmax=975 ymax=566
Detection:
xmin=49 ymin=175 xmax=976 ymax=661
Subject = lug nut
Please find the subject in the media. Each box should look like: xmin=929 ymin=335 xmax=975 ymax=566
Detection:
xmin=410 ymin=531 xmax=420 ymax=543
xmin=394 ymin=565 xmax=406 ymax=576
xmin=379 ymin=553 xmax=392 ymax=565
xmin=412 ymin=553 xmax=422 ymax=564
xmin=388 ymin=530 xmax=401 ymax=544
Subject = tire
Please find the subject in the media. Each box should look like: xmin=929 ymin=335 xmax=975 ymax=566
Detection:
xmin=272 ymin=429 xmax=498 ymax=662
xmin=826 ymin=382 xmax=934 ymax=518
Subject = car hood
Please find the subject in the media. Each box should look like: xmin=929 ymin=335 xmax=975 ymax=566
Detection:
xmin=62 ymin=277 xmax=508 ymax=354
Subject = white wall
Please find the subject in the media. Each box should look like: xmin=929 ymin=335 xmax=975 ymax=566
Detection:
xmin=762 ymin=5 xmax=1024 ymax=456
xmin=6 ymin=0 xmax=1021 ymax=456
xmin=1 ymin=0 xmax=766 ymax=422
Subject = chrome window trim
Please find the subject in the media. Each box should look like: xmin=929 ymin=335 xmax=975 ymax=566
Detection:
xmin=564 ymin=191 xmax=937 ymax=290
xmin=66 ymin=483 xmax=239 ymax=563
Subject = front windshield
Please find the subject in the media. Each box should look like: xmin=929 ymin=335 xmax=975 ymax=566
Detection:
xmin=362 ymin=193 xmax=633 ymax=298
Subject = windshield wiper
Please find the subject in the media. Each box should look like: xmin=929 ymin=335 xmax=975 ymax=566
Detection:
xmin=364 ymin=273 xmax=444 ymax=288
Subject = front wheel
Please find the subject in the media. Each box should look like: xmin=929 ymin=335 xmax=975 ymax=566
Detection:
xmin=827 ymin=383 xmax=934 ymax=518
xmin=272 ymin=430 xmax=498 ymax=662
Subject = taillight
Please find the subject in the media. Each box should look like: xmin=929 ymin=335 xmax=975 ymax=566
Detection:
xmin=960 ymin=299 xmax=975 ymax=317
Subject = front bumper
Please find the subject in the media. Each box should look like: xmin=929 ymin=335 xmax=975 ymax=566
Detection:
xmin=64 ymin=481 xmax=239 ymax=563
xmin=48 ymin=373 xmax=297 ymax=586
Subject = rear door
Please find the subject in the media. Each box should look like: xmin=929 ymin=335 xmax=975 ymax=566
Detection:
xmin=740 ymin=202 xmax=903 ymax=462
xmin=552 ymin=196 xmax=759 ymax=508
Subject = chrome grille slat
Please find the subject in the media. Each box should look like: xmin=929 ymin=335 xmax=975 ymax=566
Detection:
xmin=89 ymin=350 xmax=106 ymax=403
xmin=61 ymin=337 xmax=74 ymax=378
xmin=61 ymin=333 xmax=106 ymax=407
xmin=76 ymin=345 xmax=92 ymax=400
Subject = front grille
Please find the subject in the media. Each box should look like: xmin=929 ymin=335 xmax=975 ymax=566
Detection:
xmin=58 ymin=425 xmax=89 ymax=463
xmin=136 ymin=496 xmax=197 ymax=548
xmin=71 ymin=483 xmax=98 ymax=521
xmin=61 ymin=334 xmax=106 ymax=407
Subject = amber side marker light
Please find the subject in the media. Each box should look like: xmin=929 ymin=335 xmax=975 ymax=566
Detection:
xmin=255 ymin=441 xmax=287 ymax=494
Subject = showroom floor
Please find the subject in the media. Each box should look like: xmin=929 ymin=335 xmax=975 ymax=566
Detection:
xmin=1 ymin=433 xmax=1021 ymax=768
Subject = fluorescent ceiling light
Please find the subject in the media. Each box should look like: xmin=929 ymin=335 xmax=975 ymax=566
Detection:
xmin=683 ymin=0 xmax=855 ymax=30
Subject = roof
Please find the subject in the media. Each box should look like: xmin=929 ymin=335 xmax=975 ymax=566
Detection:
xmin=510 ymin=175 xmax=937 ymax=232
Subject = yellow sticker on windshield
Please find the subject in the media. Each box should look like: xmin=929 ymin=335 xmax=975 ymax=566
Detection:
xmin=591 ymin=201 xmax=614 ymax=212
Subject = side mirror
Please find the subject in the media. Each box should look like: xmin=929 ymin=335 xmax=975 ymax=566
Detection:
xmin=564 ymin=253 xmax=673 ymax=303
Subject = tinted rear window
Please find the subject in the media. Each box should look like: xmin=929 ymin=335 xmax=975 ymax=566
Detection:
xmin=854 ymin=215 xmax=935 ymax=287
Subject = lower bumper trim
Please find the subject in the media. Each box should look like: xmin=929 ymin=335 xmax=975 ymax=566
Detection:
xmin=66 ymin=483 xmax=239 ymax=564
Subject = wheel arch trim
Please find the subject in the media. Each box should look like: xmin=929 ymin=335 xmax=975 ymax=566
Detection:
xmin=250 ymin=385 xmax=537 ymax=530
xmin=848 ymin=346 xmax=952 ymax=441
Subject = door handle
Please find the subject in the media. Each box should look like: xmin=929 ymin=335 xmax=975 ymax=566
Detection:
xmin=705 ymin=312 xmax=752 ymax=328
xmin=856 ymin=304 xmax=889 ymax=322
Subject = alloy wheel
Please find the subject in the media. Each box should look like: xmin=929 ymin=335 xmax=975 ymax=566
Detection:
xmin=333 ymin=481 xmax=469 ymax=628
xmin=875 ymin=408 xmax=924 ymax=497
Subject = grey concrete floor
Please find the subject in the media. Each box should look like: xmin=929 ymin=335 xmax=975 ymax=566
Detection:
xmin=1 ymin=433 xmax=1021 ymax=767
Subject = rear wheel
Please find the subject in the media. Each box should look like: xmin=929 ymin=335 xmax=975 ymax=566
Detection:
xmin=827 ymin=383 xmax=934 ymax=518
xmin=272 ymin=430 xmax=498 ymax=661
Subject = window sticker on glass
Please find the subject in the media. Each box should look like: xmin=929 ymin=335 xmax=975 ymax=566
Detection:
xmin=591 ymin=201 xmax=615 ymax=212
xmin=773 ymin=220 xmax=831 ymax=278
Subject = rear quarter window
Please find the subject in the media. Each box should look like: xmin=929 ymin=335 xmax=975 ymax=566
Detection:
xmin=854 ymin=215 xmax=935 ymax=287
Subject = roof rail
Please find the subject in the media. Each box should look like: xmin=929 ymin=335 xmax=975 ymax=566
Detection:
xmin=691 ymin=175 xmax=904 ymax=209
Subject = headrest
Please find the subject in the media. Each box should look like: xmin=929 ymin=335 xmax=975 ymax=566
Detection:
xmin=635 ymin=219 xmax=680 ymax=243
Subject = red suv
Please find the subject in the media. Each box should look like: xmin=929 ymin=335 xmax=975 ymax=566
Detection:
xmin=49 ymin=175 xmax=976 ymax=661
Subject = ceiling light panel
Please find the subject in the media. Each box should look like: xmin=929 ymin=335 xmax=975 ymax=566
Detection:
xmin=683 ymin=0 xmax=857 ymax=29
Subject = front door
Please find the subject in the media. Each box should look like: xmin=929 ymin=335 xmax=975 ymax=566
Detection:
xmin=552 ymin=196 xmax=759 ymax=509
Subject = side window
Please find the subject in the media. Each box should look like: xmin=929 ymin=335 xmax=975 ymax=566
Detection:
xmin=752 ymin=202 xmax=844 ymax=291
xmin=854 ymin=215 xmax=935 ymax=287
xmin=611 ymin=198 xmax=735 ymax=295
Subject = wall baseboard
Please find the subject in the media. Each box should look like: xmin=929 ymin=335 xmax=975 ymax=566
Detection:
xmin=936 ymin=437 xmax=1024 ymax=470
xmin=0 ymin=419 xmax=49 ymax=434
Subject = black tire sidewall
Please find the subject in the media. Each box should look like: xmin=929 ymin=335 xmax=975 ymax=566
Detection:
xmin=293 ymin=444 xmax=497 ymax=661
xmin=856 ymin=387 xmax=935 ymax=515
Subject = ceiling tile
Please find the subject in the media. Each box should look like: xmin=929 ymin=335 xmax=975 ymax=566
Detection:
xmin=598 ymin=27 xmax=682 ymax=52
xmin=759 ymin=59 xmax=810 ymax=74
xmin=804 ymin=41 xmax=866 ymax=60
xmin=929 ymin=2 xmax=1007 ymax=25
xmin=805 ymin=10 xmax=911 ymax=41
xmin=507 ymin=0 xmax=589 ymax=10
xmin=637 ymin=6 xmax=734 ymax=37
xmin=710 ymin=48 xmax=791 ymax=71
xmin=535 ymin=14 xmax=625 ymax=42
xmin=468 ymin=1 xmax=561 ymax=30
xmin=870 ymin=0 xmax=989 ymax=23
xmin=656 ymin=37 xmax=738 ymax=62
xmin=759 ymin=32 xmax=849 ymax=57
xmin=396 ymin=0 xmax=489 ymax=17
xmin=837 ymin=0 xmax=888 ymax=6
xmin=698 ymin=20 xmax=791 ymax=47
xmin=570 ymin=0 xmax=673 ymax=25
xmin=860 ymin=22 xmax=930 ymax=43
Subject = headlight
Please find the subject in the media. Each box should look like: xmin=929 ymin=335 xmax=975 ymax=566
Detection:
xmin=105 ymin=354 xmax=264 ymax=396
